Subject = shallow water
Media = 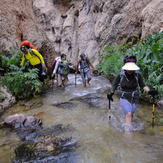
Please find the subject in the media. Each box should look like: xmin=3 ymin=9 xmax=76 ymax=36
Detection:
xmin=0 ymin=74 xmax=163 ymax=163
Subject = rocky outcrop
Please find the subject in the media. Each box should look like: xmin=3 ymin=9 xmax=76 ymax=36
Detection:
xmin=0 ymin=0 xmax=163 ymax=66
xmin=4 ymin=113 xmax=42 ymax=129
xmin=32 ymin=0 xmax=163 ymax=65
xmin=0 ymin=0 xmax=56 ymax=66
xmin=141 ymin=0 xmax=163 ymax=38
xmin=0 ymin=86 xmax=16 ymax=114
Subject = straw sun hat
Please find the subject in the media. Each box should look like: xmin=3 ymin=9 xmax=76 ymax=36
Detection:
xmin=122 ymin=62 xmax=140 ymax=71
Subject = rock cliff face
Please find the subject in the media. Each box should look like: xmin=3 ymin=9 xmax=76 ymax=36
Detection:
xmin=0 ymin=0 xmax=55 ymax=65
xmin=0 ymin=0 xmax=163 ymax=66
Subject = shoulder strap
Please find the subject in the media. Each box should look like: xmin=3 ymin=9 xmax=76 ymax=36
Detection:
xmin=135 ymin=71 xmax=139 ymax=90
xmin=29 ymin=49 xmax=41 ymax=62
xmin=86 ymin=57 xmax=89 ymax=63
xmin=120 ymin=70 xmax=125 ymax=91
xmin=120 ymin=70 xmax=139 ymax=91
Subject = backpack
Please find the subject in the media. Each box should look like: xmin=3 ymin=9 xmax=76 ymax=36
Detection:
xmin=51 ymin=57 xmax=60 ymax=71
xmin=23 ymin=48 xmax=39 ymax=60
xmin=58 ymin=60 xmax=69 ymax=76
xmin=79 ymin=55 xmax=90 ymax=69
xmin=120 ymin=69 xmax=139 ymax=89
xmin=23 ymin=48 xmax=47 ymax=64
xmin=120 ymin=69 xmax=140 ymax=103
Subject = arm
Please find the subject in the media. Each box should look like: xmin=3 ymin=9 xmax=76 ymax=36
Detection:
xmin=107 ymin=74 xmax=120 ymax=100
xmin=138 ymin=73 xmax=150 ymax=93
xmin=87 ymin=58 xmax=96 ymax=70
xmin=20 ymin=55 xmax=26 ymax=66
xmin=75 ymin=60 xmax=80 ymax=75
xmin=111 ymin=74 xmax=121 ymax=93
xmin=32 ymin=49 xmax=46 ymax=68
xmin=52 ymin=60 xmax=59 ymax=75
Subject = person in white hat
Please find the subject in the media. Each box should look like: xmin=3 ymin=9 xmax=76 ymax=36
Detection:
xmin=107 ymin=56 xmax=157 ymax=131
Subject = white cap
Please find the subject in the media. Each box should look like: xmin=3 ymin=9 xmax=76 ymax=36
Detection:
xmin=122 ymin=62 xmax=140 ymax=71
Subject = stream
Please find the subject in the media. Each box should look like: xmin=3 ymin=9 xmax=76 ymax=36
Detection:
xmin=0 ymin=74 xmax=163 ymax=163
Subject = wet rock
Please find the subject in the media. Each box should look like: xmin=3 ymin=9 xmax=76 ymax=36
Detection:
xmin=0 ymin=86 xmax=16 ymax=114
xmin=70 ymin=93 xmax=102 ymax=108
xmin=52 ymin=101 xmax=77 ymax=109
xmin=157 ymin=100 xmax=163 ymax=109
xmin=19 ymin=100 xmax=43 ymax=109
xmin=4 ymin=114 xmax=42 ymax=129
xmin=12 ymin=124 xmax=78 ymax=163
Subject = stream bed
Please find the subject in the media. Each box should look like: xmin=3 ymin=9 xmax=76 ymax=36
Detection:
xmin=0 ymin=74 xmax=163 ymax=163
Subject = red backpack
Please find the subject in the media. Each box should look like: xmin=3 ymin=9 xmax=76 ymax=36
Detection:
xmin=51 ymin=57 xmax=60 ymax=71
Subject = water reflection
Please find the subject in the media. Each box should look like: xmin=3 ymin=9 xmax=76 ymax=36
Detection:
xmin=0 ymin=74 xmax=163 ymax=162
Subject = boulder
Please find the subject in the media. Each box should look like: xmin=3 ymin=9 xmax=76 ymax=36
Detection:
xmin=0 ymin=86 xmax=16 ymax=113
xmin=157 ymin=100 xmax=163 ymax=109
xmin=4 ymin=114 xmax=42 ymax=129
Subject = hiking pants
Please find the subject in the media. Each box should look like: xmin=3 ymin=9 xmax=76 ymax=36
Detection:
xmin=81 ymin=69 xmax=91 ymax=84
xmin=31 ymin=63 xmax=44 ymax=82
xmin=58 ymin=75 xmax=68 ymax=87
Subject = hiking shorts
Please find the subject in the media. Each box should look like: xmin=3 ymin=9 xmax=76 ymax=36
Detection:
xmin=120 ymin=98 xmax=137 ymax=117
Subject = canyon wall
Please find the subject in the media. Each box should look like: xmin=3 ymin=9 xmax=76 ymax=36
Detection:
xmin=0 ymin=0 xmax=163 ymax=67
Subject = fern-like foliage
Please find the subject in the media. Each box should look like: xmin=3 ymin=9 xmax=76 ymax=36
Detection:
xmin=0 ymin=47 xmax=42 ymax=99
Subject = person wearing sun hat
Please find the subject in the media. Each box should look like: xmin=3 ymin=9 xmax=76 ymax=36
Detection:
xmin=107 ymin=56 xmax=157 ymax=130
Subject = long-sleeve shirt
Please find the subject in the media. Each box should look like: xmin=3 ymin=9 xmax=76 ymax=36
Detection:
xmin=20 ymin=49 xmax=45 ymax=66
xmin=111 ymin=71 xmax=146 ymax=103
xmin=52 ymin=57 xmax=61 ymax=74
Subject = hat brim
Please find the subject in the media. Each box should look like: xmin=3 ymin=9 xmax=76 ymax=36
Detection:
xmin=122 ymin=62 xmax=140 ymax=71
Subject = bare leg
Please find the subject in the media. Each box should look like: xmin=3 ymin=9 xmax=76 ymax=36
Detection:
xmin=125 ymin=112 xmax=132 ymax=124
xmin=124 ymin=112 xmax=132 ymax=134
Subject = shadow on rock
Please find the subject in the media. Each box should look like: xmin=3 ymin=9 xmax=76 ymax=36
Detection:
xmin=12 ymin=125 xmax=78 ymax=162
xmin=70 ymin=93 xmax=103 ymax=108
xmin=52 ymin=101 xmax=78 ymax=109
xmin=2 ymin=114 xmax=79 ymax=163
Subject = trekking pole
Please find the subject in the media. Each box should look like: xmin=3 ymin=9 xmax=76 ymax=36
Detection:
xmin=57 ymin=74 xmax=58 ymax=87
xmin=52 ymin=77 xmax=54 ymax=92
xmin=151 ymin=95 xmax=155 ymax=127
xmin=151 ymin=87 xmax=156 ymax=127
xmin=149 ymin=86 xmax=158 ymax=127
xmin=75 ymin=74 xmax=76 ymax=87
xmin=107 ymin=93 xmax=113 ymax=120
xmin=109 ymin=99 xmax=111 ymax=120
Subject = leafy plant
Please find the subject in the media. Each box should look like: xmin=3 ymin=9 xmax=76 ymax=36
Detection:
xmin=0 ymin=85 xmax=5 ymax=102
xmin=97 ymin=31 xmax=163 ymax=99
xmin=3 ymin=67 xmax=42 ymax=99
xmin=0 ymin=48 xmax=43 ymax=99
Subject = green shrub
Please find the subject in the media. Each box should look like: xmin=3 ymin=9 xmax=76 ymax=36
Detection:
xmin=3 ymin=68 xmax=42 ymax=99
xmin=97 ymin=31 xmax=163 ymax=99
xmin=97 ymin=42 xmax=132 ymax=81
xmin=0 ymin=48 xmax=42 ymax=99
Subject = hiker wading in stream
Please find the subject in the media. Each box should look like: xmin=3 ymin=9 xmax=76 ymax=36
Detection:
xmin=75 ymin=53 xmax=96 ymax=87
xmin=107 ymin=56 xmax=157 ymax=130
xmin=52 ymin=54 xmax=69 ymax=87
xmin=20 ymin=45 xmax=47 ymax=82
